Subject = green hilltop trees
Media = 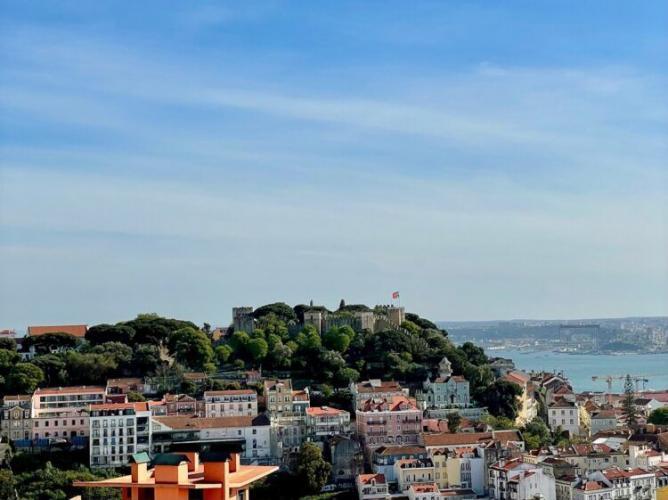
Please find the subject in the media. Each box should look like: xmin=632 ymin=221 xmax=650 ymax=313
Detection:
xmin=0 ymin=305 xmax=521 ymax=425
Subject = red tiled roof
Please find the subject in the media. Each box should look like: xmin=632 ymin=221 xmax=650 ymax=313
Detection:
xmin=410 ymin=483 xmax=438 ymax=493
xmin=424 ymin=430 xmax=521 ymax=447
xmin=603 ymin=467 xmax=652 ymax=479
xmin=153 ymin=416 xmax=255 ymax=429
xmin=491 ymin=458 xmax=523 ymax=471
xmin=306 ymin=406 xmax=346 ymax=417
xmin=360 ymin=395 xmax=419 ymax=412
xmin=503 ymin=371 xmax=530 ymax=386
xmin=356 ymin=380 xmax=403 ymax=393
xmin=28 ymin=324 xmax=87 ymax=338
xmin=423 ymin=418 xmax=449 ymax=433
xmin=580 ymin=480 xmax=606 ymax=491
xmin=90 ymin=402 xmax=151 ymax=411
xmin=358 ymin=473 xmax=385 ymax=485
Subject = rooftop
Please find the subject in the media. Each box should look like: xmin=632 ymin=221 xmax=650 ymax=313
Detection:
xmin=360 ymin=395 xmax=418 ymax=412
xmin=27 ymin=324 xmax=87 ymax=338
xmin=358 ymin=473 xmax=386 ymax=485
xmin=423 ymin=430 xmax=521 ymax=448
xmin=204 ymin=389 xmax=256 ymax=396
xmin=502 ymin=371 xmax=530 ymax=386
xmin=35 ymin=385 xmax=105 ymax=395
xmin=74 ymin=452 xmax=277 ymax=491
xmin=374 ymin=445 xmax=426 ymax=457
xmin=603 ymin=467 xmax=653 ymax=480
xmin=90 ymin=402 xmax=151 ymax=412
xmin=306 ymin=406 xmax=347 ymax=417
xmin=356 ymin=380 xmax=403 ymax=393
xmin=153 ymin=415 xmax=268 ymax=430
xmin=410 ymin=483 xmax=439 ymax=493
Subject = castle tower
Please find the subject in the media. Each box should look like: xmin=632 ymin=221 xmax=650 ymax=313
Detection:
xmin=232 ymin=307 xmax=254 ymax=333
xmin=387 ymin=306 xmax=405 ymax=327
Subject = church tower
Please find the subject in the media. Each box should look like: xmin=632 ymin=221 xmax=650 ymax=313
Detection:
xmin=438 ymin=356 xmax=452 ymax=378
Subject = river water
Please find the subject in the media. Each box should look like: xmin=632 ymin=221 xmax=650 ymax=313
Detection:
xmin=492 ymin=349 xmax=668 ymax=392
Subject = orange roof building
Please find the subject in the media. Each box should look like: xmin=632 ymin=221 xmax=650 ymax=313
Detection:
xmin=74 ymin=448 xmax=277 ymax=500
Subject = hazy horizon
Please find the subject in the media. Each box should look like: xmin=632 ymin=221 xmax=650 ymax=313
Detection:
xmin=1 ymin=2 xmax=667 ymax=328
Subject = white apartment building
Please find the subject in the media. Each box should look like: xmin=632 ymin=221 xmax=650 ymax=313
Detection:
xmin=548 ymin=399 xmax=580 ymax=437
xmin=203 ymin=389 xmax=258 ymax=417
xmin=589 ymin=410 xmax=618 ymax=436
xmin=572 ymin=479 xmax=613 ymax=500
xmin=394 ymin=458 xmax=436 ymax=493
xmin=356 ymin=473 xmax=389 ymax=500
xmin=31 ymin=386 xmax=106 ymax=441
xmin=488 ymin=458 xmax=554 ymax=500
xmin=89 ymin=402 xmax=152 ymax=468
xmin=601 ymin=467 xmax=656 ymax=499
xmin=151 ymin=415 xmax=272 ymax=461
xmin=305 ymin=406 xmax=351 ymax=442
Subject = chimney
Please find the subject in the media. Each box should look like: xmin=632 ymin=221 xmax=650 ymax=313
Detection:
xmin=204 ymin=459 xmax=229 ymax=483
xmin=131 ymin=462 xmax=149 ymax=483
xmin=181 ymin=451 xmax=200 ymax=472
xmin=229 ymin=452 xmax=241 ymax=473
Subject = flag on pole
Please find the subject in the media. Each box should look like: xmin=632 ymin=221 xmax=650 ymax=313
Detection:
xmin=392 ymin=291 xmax=400 ymax=299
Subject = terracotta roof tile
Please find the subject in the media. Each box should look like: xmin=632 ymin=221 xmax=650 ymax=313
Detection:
xmin=423 ymin=430 xmax=521 ymax=448
xmin=306 ymin=406 xmax=346 ymax=417
xmin=90 ymin=402 xmax=151 ymax=411
xmin=358 ymin=473 xmax=386 ymax=485
xmin=153 ymin=416 xmax=256 ymax=429
xmin=28 ymin=324 xmax=87 ymax=338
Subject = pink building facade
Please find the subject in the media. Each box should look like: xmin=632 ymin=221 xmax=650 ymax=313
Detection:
xmin=356 ymin=396 xmax=422 ymax=451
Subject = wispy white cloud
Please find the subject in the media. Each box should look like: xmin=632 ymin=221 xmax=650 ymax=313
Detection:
xmin=0 ymin=16 xmax=666 ymax=325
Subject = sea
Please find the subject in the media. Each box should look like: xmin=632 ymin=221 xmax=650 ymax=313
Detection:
xmin=492 ymin=349 xmax=668 ymax=393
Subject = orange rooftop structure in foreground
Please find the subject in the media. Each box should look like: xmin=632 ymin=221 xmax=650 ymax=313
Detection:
xmin=74 ymin=444 xmax=277 ymax=500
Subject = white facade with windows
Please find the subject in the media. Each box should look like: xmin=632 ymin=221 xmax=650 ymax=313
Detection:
xmin=89 ymin=402 xmax=152 ymax=468
xmin=151 ymin=415 xmax=272 ymax=460
xmin=548 ymin=400 xmax=580 ymax=436
xmin=203 ymin=390 xmax=257 ymax=417
xmin=31 ymin=386 xmax=105 ymax=442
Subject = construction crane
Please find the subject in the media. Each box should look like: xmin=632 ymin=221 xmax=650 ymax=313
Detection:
xmin=591 ymin=374 xmax=652 ymax=397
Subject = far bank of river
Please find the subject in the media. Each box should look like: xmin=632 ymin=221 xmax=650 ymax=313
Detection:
xmin=493 ymin=349 xmax=668 ymax=393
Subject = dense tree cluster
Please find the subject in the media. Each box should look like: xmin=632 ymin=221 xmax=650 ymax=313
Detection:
xmin=0 ymin=315 xmax=206 ymax=396
xmin=251 ymin=443 xmax=331 ymax=499
xmin=3 ymin=452 xmax=120 ymax=500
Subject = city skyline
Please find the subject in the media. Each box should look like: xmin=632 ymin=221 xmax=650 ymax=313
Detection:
xmin=1 ymin=1 xmax=667 ymax=327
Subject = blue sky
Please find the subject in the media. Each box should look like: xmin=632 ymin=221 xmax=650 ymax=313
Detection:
xmin=1 ymin=1 xmax=667 ymax=329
